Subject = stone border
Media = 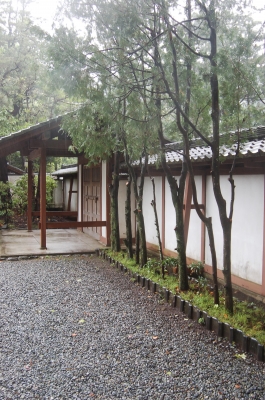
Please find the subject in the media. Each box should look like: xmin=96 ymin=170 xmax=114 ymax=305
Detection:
xmin=97 ymin=249 xmax=265 ymax=362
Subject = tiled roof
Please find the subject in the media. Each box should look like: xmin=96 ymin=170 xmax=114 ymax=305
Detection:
xmin=52 ymin=166 xmax=77 ymax=176
xmin=148 ymin=126 xmax=265 ymax=165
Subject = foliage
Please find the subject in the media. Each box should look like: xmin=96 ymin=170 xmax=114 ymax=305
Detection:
xmin=0 ymin=0 xmax=73 ymax=141
xmin=106 ymin=249 xmax=265 ymax=346
xmin=0 ymin=181 xmax=13 ymax=225
xmin=187 ymin=261 xmax=204 ymax=278
xmin=11 ymin=174 xmax=57 ymax=214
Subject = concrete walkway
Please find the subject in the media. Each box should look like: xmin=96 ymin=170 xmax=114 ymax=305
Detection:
xmin=0 ymin=228 xmax=101 ymax=257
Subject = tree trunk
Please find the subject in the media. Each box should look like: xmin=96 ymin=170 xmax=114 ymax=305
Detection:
xmin=208 ymin=8 xmax=234 ymax=312
xmin=175 ymin=185 xmax=189 ymax=290
xmin=186 ymin=161 xmax=219 ymax=304
xmin=205 ymin=220 xmax=219 ymax=305
xmin=155 ymin=111 xmax=189 ymax=290
xmin=135 ymin=226 xmax=140 ymax=265
xmin=222 ymin=218 xmax=233 ymax=312
xmin=134 ymin=201 xmax=148 ymax=267
xmin=123 ymin=142 xmax=148 ymax=267
xmin=108 ymin=151 xmax=121 ymax=252
xmin=124 ymin=178 xmax=133 ymax=258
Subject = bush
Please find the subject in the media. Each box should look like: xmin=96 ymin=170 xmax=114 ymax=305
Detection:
xmin=0 ymin=181 xmax=13 ymax=225
xmin=12 ymin=174 xmax=57 ymax=215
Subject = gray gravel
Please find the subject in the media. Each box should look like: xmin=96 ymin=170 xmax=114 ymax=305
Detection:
xmin=0 ymin=254 xmax=264 ymax=400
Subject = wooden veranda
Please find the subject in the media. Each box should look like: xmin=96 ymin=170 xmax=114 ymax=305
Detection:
xmin=0 ymin=116 xmax=107 ymax=250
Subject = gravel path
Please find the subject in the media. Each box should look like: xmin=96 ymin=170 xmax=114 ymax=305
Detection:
xmin=0 ymin=254 xmax=264 ymax=400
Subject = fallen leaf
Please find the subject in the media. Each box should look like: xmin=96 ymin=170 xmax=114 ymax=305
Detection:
xmin=76 ymin=279 xmax=82 ymax=282
xmin=166 ymin=371 xmax=172 ymax=376
xmin=78 ymin=319 xmax=85 ymax=324
xmin=152 ymin=336 xmax=159 ymax=340
xmin=235 ymin=353 xmax=247 ymax=360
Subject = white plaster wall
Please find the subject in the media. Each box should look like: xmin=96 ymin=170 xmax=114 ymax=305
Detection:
xmin=186 ymin=175 xmax=203 ymax=261
xmin=53 ymin=180 xmax=63 ymax=207
xmin=101 ymin=161 xmax=107 ymax=238
xmin=8 ymin=175 xmax=24 ymax=185
xmin=142 ymin=177 xmax=163 ymax=246
xmin=63 ymin=178 xmax=78 ymax=211
xmin=164 ymin=177 xmax=178 ymax=253
xmin=205 ymin=174 xmax=264 ymax=285
xmin=118 ymin=180 xmax=136 ymax=239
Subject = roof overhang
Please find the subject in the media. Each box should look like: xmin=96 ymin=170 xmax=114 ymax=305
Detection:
xmin=0 ymin=115 xmax=80 ymax=159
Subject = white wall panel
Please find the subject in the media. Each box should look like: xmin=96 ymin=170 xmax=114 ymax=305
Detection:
xmin=142 ymin=177 xmax=163 ymax=246
xmin=205 ymin=174 xmax=264 ymax=285
xmin=164 ymin=177 xmax=178 ymax=252
xmin=186 ymin=175 xmax=203 ymax=261
xmin=118 ymin=180 xmax=136 ymax=239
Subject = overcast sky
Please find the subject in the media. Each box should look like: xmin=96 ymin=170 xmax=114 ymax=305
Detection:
xmin=28 ymin=0 xmax=265 ymax=32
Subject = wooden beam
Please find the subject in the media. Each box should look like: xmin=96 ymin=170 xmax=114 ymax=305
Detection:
xmin=28 ymin=149 xmax=41 ymax=161
xmin=40 ymin=147 xmax=46 ymax=249
xmin=32 ymin=211 xmax=78 ymax=217
xmin=41 ymin=130 xmax=51 ymax=140
xmin=39 ymin=221 xmax=107 ymax=229
xmin=29 ymin=138 xmax=72 ymax=150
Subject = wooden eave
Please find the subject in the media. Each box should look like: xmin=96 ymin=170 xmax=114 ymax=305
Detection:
xmin=0 ymin=116 xmax=81 ymax=159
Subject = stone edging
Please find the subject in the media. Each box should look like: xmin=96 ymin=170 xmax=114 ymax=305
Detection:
xmin=96 ymin=249 xmax=265 ymax=362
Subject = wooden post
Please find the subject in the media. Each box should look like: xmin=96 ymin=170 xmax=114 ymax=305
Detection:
xmin=80 ymin=165 xmax=84 ymax=232
xmin=40 ymin=147 xmax=47 ymax=249
xmin=262 ymin=175 xmax=265 ymax=296
xmin=27 ymin=160 xmax=33 ymax=231
xmin=106 ymin=159 xmax=111 ymax=246
xmin=162 ymin=175 xmax=165 ymax=252
xmin=67 ymin=176 xmax=74 ymax=211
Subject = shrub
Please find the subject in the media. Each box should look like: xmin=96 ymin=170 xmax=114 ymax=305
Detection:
xmin=12 ymin=174 xmax=57 ymax=215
